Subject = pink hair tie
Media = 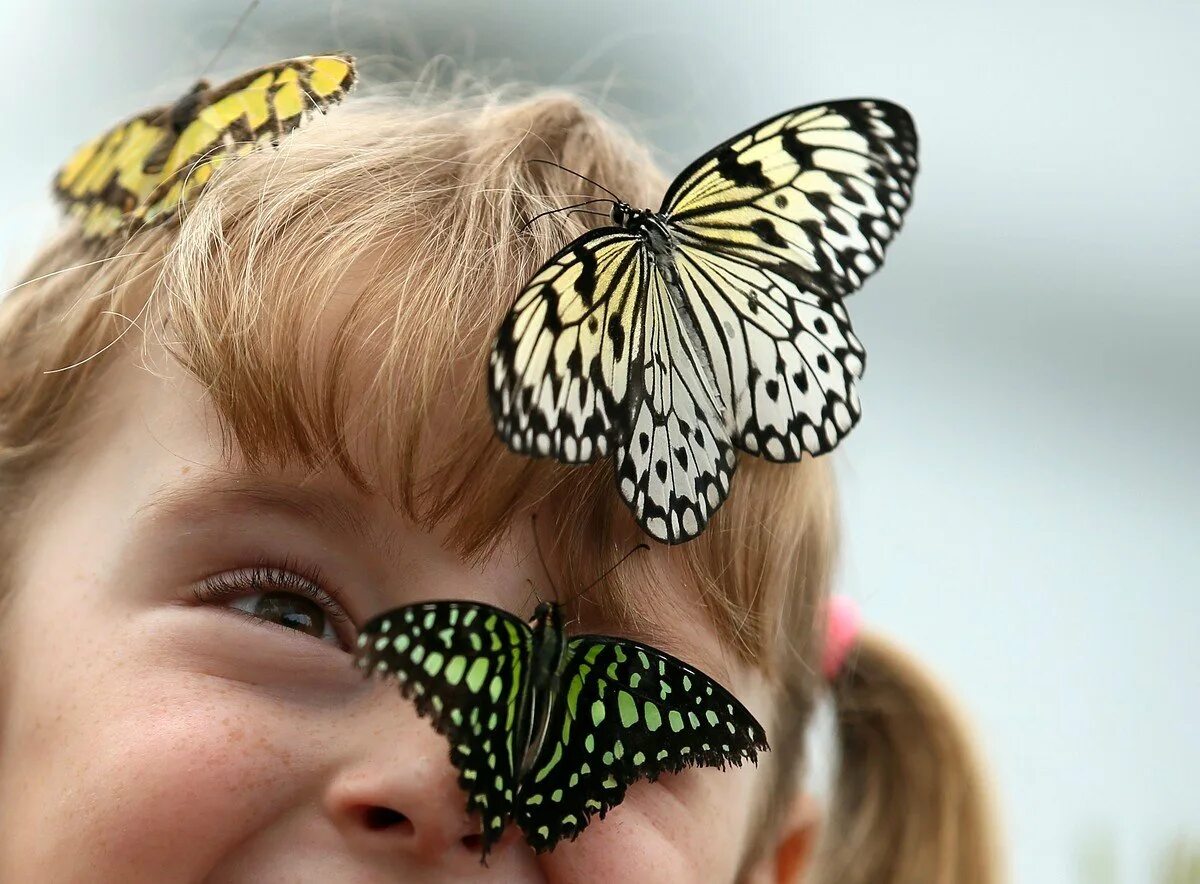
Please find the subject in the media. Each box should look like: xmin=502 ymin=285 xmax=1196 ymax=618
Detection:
xmin=822 ymin=596 xmax=862 ymax=681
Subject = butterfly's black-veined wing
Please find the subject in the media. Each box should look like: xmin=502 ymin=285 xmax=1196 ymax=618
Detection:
xmin=514 ymin=637 xmax=767 ymax=852
xmin=490 ymin=228 xmax=646 ymax=464
xmin=673 ymin=243 xmax=865 ymax=460
xmin=355 ymin=601 xmax=533 ymax=856
xmin=614 ymin=260 xmax=736 ymax=543
xmin=663 ymin=99 xmax=918 ymax=299
xmin=133 ymin=55 xmax=357 ymax=229
xmin=53 ymin=107 xmax=172 ymax=240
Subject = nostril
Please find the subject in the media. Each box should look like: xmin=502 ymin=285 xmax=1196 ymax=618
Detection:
xmin=361 ymin=806 xmax=412 ymax=833
xmin=460 ymin=831 xmax=483 ymax=852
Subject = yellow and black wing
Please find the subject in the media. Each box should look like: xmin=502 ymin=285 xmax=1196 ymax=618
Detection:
xmin=53 ymin=54 xmax=357 ymax=241
xmin=54 ymin=107 xmax=173 ymax=239
xmin=489 ymin=229 xmax=646 ymax=464
xmin=663 ymin=99 xmax=918 ymax=299
xmin=133 ymin=54 xmax=356 ymax=229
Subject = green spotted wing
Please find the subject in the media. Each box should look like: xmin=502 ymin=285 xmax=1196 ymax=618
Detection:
xmin=514 ymin=636 xmax=768 ymax=851
xmin=356 ymin=601 xmax=768 ymax=858
xmin=356 ymin=601 xmax=533 ymax=854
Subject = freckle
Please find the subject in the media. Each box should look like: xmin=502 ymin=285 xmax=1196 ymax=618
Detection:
xmin=228 ymin=727 xmax=245 ymax=743
xmin=181 ymin=466 xmax=191 ymax=475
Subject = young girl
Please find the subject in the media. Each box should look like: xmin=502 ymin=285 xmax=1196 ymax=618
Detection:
xmin=0 ymin=88 xmax=998 ymax=881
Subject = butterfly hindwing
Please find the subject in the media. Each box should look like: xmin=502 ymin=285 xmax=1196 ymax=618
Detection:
xmin=515 ymin=636 xmax=767 ymax=851
xmin=663 ymin=99 xmax=918 ymax=299
xmin=355 ymin=601 xmax=533 ymax=855
xmin=489 ymin=228 xmax=646 ymax=464
xmin=673 ymin=243 xmax=865 ymax=460
xmin=615 ymin=260 xmax=735 ymax=543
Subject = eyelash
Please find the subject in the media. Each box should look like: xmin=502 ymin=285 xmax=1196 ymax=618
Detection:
xmin=191 ymin=558 xmax=355 ymax=644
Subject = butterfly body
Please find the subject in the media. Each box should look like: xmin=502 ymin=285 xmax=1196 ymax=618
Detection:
xmin=516 ymin=602 xmax=567 ymax=775
xmin=168 ymin=80 xmax=212 ymax=132
xmin=356 ymin=598 xmax=767 ymax=857
xmin=611 ymin=202 xmax=672 ymax=250
xmin=133 ymin=81 xmax=212 ymax=175
xmin=491 ymin=99 xmax=918 ymax=543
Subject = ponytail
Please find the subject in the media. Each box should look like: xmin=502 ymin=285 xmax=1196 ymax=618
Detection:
xmin=810 ymin=629 xmax=1001 ymax=883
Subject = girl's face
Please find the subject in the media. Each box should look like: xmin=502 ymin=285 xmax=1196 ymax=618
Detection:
xmin=0 ymin=355 xmax=781 ymax=883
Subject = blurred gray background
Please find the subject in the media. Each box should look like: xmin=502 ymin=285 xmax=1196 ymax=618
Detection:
xmin=2 ymin=1 xmax=1197 ymax=881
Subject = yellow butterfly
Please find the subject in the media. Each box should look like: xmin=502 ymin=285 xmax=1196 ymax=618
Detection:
xmin=490 ymin=99 xmax=919 ymax=544
xmin=54 ymin=54 xmax=357 ymax=241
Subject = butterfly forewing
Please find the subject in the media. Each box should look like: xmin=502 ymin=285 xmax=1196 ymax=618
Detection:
xmin=355 ymin=601 xmax=533 ymax=855
xmin=489 ymin=229 xmax=646 ymax=464
xmin=515 ymin=637 xmax=767 ymax=851
xmin=135 ymin=55 xmax=357 ymax=228
xmin=615 ymin=261 xmax=735 ymax=543
xmin=663 ymin=99 xmax=918 ymax=299
xmin=673 ymin=243 xmax=865 ymax=460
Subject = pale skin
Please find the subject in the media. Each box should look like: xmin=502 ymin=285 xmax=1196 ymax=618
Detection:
xmin=0 ymin=343 xmax=815 ymax=882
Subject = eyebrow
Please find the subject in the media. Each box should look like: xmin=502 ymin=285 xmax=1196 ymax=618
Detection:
xmin=138 ymin=473 xmax=377 ymax=544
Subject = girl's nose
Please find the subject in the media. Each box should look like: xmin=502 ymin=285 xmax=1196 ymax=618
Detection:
xmin=325 ymin=747 xmax=500 ymax=863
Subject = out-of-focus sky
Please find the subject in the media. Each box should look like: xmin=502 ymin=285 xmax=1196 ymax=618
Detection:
xmin=2 ymin=1 xmax=1197 ymax=881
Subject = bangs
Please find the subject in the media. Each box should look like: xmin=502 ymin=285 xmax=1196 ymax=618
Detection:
xmin=7 ymin=92 xmax=835 ymax=671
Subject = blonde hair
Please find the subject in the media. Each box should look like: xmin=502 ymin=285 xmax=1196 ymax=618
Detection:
xmin=0 ymin=86 xmax=998 ymax=881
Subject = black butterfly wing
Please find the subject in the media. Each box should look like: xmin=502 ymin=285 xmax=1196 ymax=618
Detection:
xmin=489 ymin=228 xmax=647 ymax=465
xmin=513 ymin=636 xmax=768 ymax=852
xmin=663 ymin=99 xmax=918 ymax=300
xmin=672 ymin=242 xmax=865 ymax=460
xmin=355 ymin=601 xmax=533 ymax=855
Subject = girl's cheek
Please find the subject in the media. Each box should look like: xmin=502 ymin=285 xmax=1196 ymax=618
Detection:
xmin=539 ymin=771 xmax=754 ymax=882
xmin=4 ymin=666 xmax=314 ymax=881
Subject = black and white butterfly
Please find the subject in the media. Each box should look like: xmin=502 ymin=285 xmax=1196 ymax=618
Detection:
xmin=489 ymin=99 xmax=918 ymax=543
xmin=355 ymin=599 xmax=767 ymax=858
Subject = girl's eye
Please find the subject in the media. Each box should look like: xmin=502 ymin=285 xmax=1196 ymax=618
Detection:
xmin=229 ymin=591 xmax=337 ymax=643
xmin=193 ymin=565 xmax=354 ymax=650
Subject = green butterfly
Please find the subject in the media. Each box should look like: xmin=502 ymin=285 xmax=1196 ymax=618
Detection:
xmin=354 ymin=599 xmax=768 ymax=857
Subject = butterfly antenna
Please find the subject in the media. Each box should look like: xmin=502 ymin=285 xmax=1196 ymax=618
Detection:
xmin=198 ymin=0 xmax=261 ymax=80
xmin=528 ymin=159 xmax=624 ymax=203
xmin=563 ymin=209 xmax=613 ymax=223
xmin=520 ymin=198 xmax=614 ymax=233
xmin=574 ymin=543 xmax=650 ymax=607
xmin=530 ymin=514 xmax=559 ymax=602
xmin=521 ymin=577 xmax=544 ymax=611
